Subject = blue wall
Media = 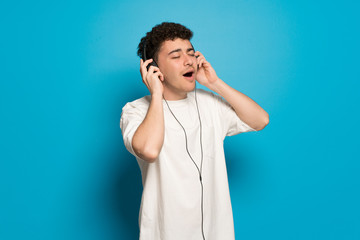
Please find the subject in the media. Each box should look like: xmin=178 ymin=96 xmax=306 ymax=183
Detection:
xmin=1 ymin=0 xmax=359 ymax=239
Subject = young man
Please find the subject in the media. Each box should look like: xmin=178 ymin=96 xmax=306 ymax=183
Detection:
xmin=120 ymin=22 xmax=269 ymax=240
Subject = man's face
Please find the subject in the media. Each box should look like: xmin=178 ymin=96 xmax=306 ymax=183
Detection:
xmin=156 ymin=38 xmax=197 ymax=100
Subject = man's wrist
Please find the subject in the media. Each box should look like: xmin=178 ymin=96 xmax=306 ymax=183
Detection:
xmin=207 ymin=78 xmax=225 ymax=94
xmin=151 ymin=92 xmax=163 ymax=101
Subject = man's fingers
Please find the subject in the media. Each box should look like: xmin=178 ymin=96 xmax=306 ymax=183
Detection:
xmin=195 ymin=51 xmax=206 ymax=68
xmin=195 ymin=51 xmax=202 ymax=58
xmin=145 ymin=65 xmax=163 ymax=82
xmin=142 ymin=77 xmax=149 ymax=89
xmin=197 ymin=58 xmax=206 ymax=68
xmin=140 ymin=58 xmax=163 ymax=81
xmin=144 ymin=58 xmax=153 ymax=64
xmin=147 ymin=65 xmax=159 ymax=74
xmin=153 ymin=71 xmax=164 ymax=82
xmin=147 ymin=65 xmax=159 ymax=73
xmin=140 ymin=59 xmax=154 ymax=74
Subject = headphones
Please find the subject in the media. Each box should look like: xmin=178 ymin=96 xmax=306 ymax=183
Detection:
xmin=142 ymin=40 xmax=206 ymax=240
xmin=142 ymin=41 xmax=158 ymax=70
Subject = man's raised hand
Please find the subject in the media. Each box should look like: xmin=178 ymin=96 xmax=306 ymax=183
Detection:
xmin=194 ymin=51 xmax=219 ymax=88
xmin=140 ymin=59 xmax=164 ymax=96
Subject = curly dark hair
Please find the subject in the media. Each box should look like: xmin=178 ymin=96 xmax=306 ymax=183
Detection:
xmin=137 ymin=22 xmax=193 ymax=62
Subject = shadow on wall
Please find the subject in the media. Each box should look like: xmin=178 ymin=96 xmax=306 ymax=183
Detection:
xmin=97 ymin=69 xmax=146 ymax=239
xmin=225 ymin=141 xmax=254 ymax=184
xmin=105 ymin=152 xmax=142 ymax=239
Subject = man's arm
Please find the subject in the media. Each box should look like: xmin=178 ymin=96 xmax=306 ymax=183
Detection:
xmin=208 ymin=79 xmax=269 ymax=131
xmin=132 ymin=93 xmax=164 ymax=163
xmin=195 ymin=51 xmax=269 ymax=131
xmin=132 ymin=59 xmax=165 ymax=163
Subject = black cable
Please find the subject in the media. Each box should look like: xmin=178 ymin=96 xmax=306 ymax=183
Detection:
xmin=194 ymin=87 xmax=205 ymax=240
xmin=163 ymin=86 xmax=206 ymax=240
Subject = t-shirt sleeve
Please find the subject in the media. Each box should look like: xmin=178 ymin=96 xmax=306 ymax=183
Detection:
xmin=212 ymin=92 xmax=257 ymax=137
xmin=119 ymin=102 xmax=147 ymax=160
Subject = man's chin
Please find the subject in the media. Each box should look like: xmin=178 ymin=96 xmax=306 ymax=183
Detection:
xmin=185 ymin=82 xmax=196 ymax=92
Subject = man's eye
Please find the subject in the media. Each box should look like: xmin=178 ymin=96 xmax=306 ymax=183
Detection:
xmin=172 ymin=56 xmax=180 ymax=59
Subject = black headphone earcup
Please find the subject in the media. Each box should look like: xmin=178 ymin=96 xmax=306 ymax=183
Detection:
xmin=143 ymin=41 xmax=159 ymax=71
xmin=146 ymin=61 xmax=158 ymax=71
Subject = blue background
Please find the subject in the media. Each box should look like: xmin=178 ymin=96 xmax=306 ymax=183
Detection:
xmin=1 ymin=0 xmax=359 ymax=239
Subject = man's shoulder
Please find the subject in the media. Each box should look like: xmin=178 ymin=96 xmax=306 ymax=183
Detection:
xmin=193 ymin=88 xmax=213 ymax=97
xmin=122 ymin=95 xmax=151 ymax=114
xmin=193 ymin=88 xmax=219 ymax=102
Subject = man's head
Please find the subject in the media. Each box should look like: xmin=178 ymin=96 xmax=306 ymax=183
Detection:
xmin=137 ymin=22 xmax=193 ymax=63
xmin=137 ymin=22 xmax=198 ymax=100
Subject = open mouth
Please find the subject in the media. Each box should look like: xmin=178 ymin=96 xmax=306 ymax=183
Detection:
xmin=183 ymin=70 xmax=194 ymax=78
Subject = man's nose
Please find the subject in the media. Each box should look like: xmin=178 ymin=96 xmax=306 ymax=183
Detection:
xmin=184 ymin=54 xmax=194 ymax=66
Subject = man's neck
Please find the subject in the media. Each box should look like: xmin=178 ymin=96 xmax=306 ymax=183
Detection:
xmin=162 ymin=89 xmax=187 ymax=101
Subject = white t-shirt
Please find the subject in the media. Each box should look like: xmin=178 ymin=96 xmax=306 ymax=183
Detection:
xmin=120 ymin=88 xmax=256 ymax=240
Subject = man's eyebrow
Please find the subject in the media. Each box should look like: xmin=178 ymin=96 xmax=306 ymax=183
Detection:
xmin=168 ymin=48 xmax=181 ymax=55
xmin=168 ymin=48 xmax=195 ymax=55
